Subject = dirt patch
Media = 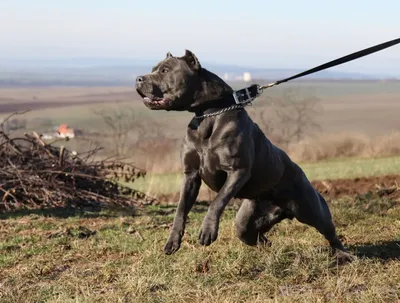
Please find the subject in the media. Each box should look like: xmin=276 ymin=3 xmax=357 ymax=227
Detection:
xmin=312 ymin=174 xmax=400 ymax=199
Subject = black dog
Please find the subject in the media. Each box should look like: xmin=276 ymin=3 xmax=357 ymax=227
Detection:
xmin=135 ymin=50 xmax=353 ymax=262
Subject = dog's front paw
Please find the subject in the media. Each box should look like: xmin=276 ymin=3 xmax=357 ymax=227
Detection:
xmin=164 ymin=232 xmax=183 ymax=255
xmin=199 ymin=220 xmax=219 ymax=246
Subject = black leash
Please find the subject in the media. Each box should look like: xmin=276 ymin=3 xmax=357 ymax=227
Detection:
xmin=195 ymin=37 xmax=400 ymax=119
xmin=259 ymin=37 xmax=400 ymax=90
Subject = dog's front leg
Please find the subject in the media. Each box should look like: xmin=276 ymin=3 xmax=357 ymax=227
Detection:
xmin=164 ymin=170 xmax=201 ymax=255
xmin=199 ymin=169 xmax=250 ymax=246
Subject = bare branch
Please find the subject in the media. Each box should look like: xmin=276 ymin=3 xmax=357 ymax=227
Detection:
xmin=0 ymin=114 xmax=156 ymax=212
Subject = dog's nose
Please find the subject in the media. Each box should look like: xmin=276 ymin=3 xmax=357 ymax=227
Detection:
xmin=135 ymin=76 xmax=145 ymax=88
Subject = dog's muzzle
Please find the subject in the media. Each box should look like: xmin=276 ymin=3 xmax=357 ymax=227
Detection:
xmin=135 ymin=77 xmax=171 ymax=110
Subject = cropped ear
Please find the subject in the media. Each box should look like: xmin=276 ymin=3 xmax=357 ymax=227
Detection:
xmin=183 ymin=49 xmax=201 ymax=71
xmin=166 ymin=51 xmax=173 ymax=58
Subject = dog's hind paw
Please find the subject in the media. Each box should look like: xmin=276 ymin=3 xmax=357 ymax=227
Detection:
xmin=257 ymin=234 xmax=271 ymax=246
xmin=333 ymin=249 xmax=356 ymax=265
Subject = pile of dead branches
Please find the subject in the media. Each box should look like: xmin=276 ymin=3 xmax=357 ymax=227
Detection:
xmin=0 ymin=123 xmax=156 ymax=212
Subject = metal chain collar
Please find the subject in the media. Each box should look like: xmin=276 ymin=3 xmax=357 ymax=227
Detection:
xmin=194 ymin=101 xmax=253 ymax=119
xmin=194 ymin=85 xmax=264 ymax=119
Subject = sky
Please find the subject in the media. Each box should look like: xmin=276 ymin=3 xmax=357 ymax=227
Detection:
xmin=0 ymin=0 xmax=399 ymax=76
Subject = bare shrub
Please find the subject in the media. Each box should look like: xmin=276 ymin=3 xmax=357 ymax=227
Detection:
xmin=93 ymin=101 xmax=167 ymax=158
xmin=131 ymin=136 xmax=182 ymax=173
xmin=289 ymin=131 xmax=400 ymax=163
xmin=92 ymin=101 xmax=182 ymax=172
xmin=289 ymin=132 xmax=372 ymax=162
xmin=272 ymin=88 xmax=322 ymax=147
xmin=371 ymin=132 xmax=400 ymax=157
xmin=0 ymin=114 xmax=154 ymax=212
xmin=93 ymin=102 xmax=144 ymax=157
xmin=248 ymin=87 xmax=322 ymax=150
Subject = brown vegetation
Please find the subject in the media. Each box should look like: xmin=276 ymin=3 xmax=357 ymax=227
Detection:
xmin=0 ymin=114 xmax=155 ymax=212
xmin=290 ymin=131 xmax=400 ymax=163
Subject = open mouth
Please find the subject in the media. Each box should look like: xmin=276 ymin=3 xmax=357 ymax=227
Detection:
xmin=137 ymin=90 xmax=170 ymax=110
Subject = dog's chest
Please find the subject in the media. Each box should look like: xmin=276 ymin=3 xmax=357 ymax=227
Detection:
xmin=188 ymin=124 xmax=226 ymax=191
xmin=195 ymin=137 xmax=219 ymax=174
xmin=198 ymin=149 xmax=226 ymax=192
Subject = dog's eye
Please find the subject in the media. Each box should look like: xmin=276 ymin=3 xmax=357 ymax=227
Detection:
xmin=161 ymin=68 xmax=169 ymax=74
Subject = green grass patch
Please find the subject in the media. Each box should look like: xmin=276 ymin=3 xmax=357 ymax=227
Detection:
xmin=300 ymin=155 xmax=400 ymax=180
xmin=129 ymin=156 xmax=400 ymax=196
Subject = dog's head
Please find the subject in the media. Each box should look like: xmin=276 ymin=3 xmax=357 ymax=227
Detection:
xmin=135 ymin=50 xmax=203 ymax=111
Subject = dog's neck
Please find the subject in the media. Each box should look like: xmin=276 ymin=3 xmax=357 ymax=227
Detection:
xmin=189 ymin=68 xmax=237 ymax=116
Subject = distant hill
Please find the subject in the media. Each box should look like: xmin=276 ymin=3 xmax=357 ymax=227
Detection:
xmin=0 ymin=57 xmax=395 ymax=87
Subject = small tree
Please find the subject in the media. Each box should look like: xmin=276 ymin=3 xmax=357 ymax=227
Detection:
xmin=93 ymin=102 xmax=143 ymax=156
xmin=247 ymin=87 xmax=322 ymax=150
xmin=93 ymin=101 xmax=166 ymax=157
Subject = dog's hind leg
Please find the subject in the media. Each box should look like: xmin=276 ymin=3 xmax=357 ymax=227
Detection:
xmin=291 ymin=174 xmax=354 ymax=263
xmin=235 ymin=199 xmax=288 ymax=246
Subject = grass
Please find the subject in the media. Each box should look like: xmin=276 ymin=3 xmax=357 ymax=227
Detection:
xmin=300 ymin=156 xmax=400 ymax=180
xmin=0 ymin=195 xmax=399 ymax=302
xmin=130 ymin=156 xmax=400 ymax=196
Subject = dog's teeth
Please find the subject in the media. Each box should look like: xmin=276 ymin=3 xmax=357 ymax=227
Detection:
xmin=144 ymin=97 xmax=150 ymax=102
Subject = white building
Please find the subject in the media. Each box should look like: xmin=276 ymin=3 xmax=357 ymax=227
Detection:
xmin=243 ymin=72 xmax=252 ymax=82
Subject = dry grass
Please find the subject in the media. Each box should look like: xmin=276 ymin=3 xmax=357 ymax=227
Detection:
xmin=290 ymin=132 xmax=372 ymax=162
xmin=0 ymin=195 xmax=399 ymax=302
xmin=290 ymin=131 xmax=400 ymax=163
xmin=373 ymin=132 xmax=400 ymax=157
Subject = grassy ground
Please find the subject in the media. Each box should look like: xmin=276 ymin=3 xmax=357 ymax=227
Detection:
xmin=130 ymin=156 xmax=400 ymax=196
xmin=0 ymin=194 xmax=399 ymax=302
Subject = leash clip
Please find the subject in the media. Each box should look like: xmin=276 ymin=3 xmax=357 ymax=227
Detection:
xmin=256 ymin=85 xmax=264 ymax=96
xmin=232 ymin=90 xmax=244 ymax=105
xmin=232 ymin=84 xmax=260 ymax=105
